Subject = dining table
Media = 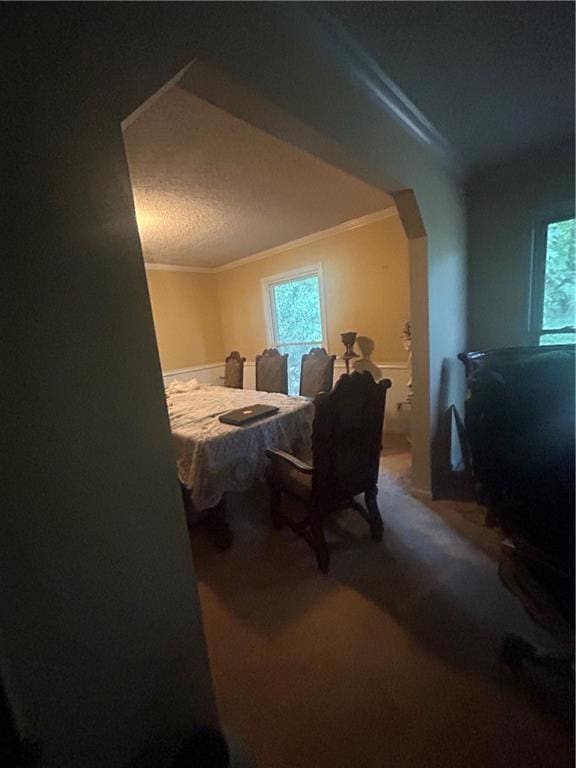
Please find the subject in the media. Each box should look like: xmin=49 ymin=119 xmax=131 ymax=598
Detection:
xmin=165 ymin=379 xmax=314 ymax=529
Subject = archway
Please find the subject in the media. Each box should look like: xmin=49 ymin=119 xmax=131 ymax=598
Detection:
xmin=124 ymin=58 xmax=433 ymax=493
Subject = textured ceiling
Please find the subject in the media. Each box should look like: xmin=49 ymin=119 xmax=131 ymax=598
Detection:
xmin=123 ymin=86 xmax=393 ymax=267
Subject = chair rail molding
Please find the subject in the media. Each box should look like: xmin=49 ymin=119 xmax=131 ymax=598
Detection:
xmin=163 ymin=360 xmax=410 ymax=434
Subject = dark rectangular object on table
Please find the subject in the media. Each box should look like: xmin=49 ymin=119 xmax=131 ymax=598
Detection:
xmin=219 ymin=404 xmax=279 ymax=426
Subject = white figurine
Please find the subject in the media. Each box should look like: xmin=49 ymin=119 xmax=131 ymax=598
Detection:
xmin=400 ymin=321 xmax=413 ymax=405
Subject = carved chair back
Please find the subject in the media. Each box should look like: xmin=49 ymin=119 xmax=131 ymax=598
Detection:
xmin=311 ymin=371 xmax=391 ymax=508
xmin=299 ymin=347 xmax=336 ymax=397
xmin=255 ymin=348 xmax=288 ymax=394
xmin=224 ymin=351 xmax=246 ymax=389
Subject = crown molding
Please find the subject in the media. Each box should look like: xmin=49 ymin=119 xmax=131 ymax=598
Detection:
xmin=144 ymin=263 xmax=213 ymax=274
xmin=143 ymin=207 xmax=398 ymax=275
xmin=213 ymin=207 xmax=397 ymax=273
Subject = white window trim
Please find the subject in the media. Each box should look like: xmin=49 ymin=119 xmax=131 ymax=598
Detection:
xmin=261 ymin=263 xmax=329 ymax=351
xmin=529 ymin=204 xmax=576 ymax=345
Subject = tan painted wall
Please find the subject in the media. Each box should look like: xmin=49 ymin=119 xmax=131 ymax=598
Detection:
xmin=216 ymin=215 xmax=410 ymax=362
xmin=145 ymin=269 xmax=224 ymax=370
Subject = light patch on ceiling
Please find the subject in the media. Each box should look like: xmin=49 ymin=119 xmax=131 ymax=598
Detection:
xmin=123 ymin=85 xmax=393 ymax=268
xmin=132 ymin=188 xmax=229 ymax=258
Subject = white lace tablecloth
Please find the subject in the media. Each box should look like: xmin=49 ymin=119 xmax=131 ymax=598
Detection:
xmin=166 ymin=381 xmax=314 ymax=512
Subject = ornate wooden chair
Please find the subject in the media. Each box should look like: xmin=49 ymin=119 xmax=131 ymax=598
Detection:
xmin=266 ymin=371 xmax=392 ymax=571
xmin=224 ymin=351 xmax=246 ymax=389
xmin=255 ymin=348 xmax=288 ymax=394
xmin=299 ymin=347 xmax=336 ymax=397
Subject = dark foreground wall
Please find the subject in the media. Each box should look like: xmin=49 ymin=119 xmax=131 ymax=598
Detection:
xmin=2 ymin=8 xmax=217 ymax=767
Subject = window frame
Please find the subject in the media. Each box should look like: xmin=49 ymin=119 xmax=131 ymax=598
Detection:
xmin=261 ymin=263 xmax=329 ymax=351
xmin=529 ymin=204 xmax=576 ymax=346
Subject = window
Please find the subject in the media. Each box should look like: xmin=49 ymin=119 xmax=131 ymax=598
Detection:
xmin=531 ymin=215 xmax=575 ymax=345
xmin=262 ymin=266 xmax=327 ymax=394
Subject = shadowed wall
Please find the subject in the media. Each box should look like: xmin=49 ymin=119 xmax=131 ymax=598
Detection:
xmin=467 ymin=138 xmax=575 ymax=350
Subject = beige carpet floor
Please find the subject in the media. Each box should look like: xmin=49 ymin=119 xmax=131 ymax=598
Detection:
xmin=190 ymin=440 xmax=573 ymax=768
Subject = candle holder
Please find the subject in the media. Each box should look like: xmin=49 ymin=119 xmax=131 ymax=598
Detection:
xmin=340 ymin=331 xmax=359 ymax=374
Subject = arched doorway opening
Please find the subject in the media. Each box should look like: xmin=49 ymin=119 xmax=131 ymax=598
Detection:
xmin=122 ymin=59 xmax=431 ymax=494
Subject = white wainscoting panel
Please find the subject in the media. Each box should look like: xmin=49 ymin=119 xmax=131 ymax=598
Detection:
xmin=244 ymin=360 xmax=409 ymax=434
xmin=334 ymin=362 xmax=410 ymax=434
xmin=163 ymin=360 xmax=410 ymax=434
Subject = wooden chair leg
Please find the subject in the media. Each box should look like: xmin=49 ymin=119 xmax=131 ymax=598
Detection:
xmin=269 ymin=482 xmax=284 ymax=529
xmin=180 ymin=482 xmax=193 ymax=515
xmin=311 ymin=516 xmax=330 ymax=573
xmin=205 ymin=495 xmax=233 ymax=551
xmin=349 ymin=499 xmax=365 ymax=515
xmin=364 ymin=485 xmax=383 ymax=542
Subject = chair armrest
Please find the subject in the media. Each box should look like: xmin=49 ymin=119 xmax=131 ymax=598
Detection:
xmin=265 ymin=449 xmax=314 ymax=475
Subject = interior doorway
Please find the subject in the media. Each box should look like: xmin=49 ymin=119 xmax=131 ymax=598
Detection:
xmin=121 ymin=59 xmax=420 ymax=511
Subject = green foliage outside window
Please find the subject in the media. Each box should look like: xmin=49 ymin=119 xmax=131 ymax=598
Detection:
xmin=273 ymin=276 xmax=322 ymax=343
xmin=277 ymin=342 xmax=317 ymax=395
xmin=272 ymin=275 xmax=323 ymax=394
xmin=542 ymin=218 xmax=575 ymax=335
xmin=540 ymin=333 xmax=574 ymax=345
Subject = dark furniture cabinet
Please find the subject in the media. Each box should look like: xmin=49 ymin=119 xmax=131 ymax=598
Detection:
xmin=459 ymin=344 xmax=575 ymax=620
